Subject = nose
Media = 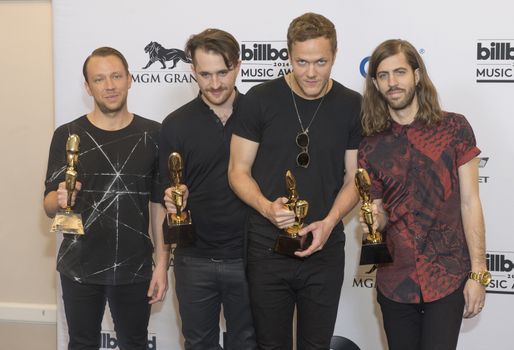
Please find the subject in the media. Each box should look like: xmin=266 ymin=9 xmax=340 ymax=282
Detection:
xmin=104 ymin=77 xmax=115 ymax=90
xmin=211 ymin=74 xmax=221 ymax=89
xmin=387 ymin=74 xmax=398 ymax=87
xmin=306 ymin=63 xmax=316 ymax=78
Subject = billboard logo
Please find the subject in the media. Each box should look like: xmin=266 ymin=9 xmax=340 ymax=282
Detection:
xmin=476 ymin=40 xmax=514 ymax=83
xmin=100 ymin=332 xmax=157 ymax=349
xmin=486 ymin=251 xmax=514 ymax=294
xmin=240 ymin=40 xmax=291 ymax=84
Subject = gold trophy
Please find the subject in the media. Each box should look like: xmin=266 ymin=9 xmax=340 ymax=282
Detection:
xmin=273 ymin=170 xmax=311 ymax=257
xmin=356 ymin=168 xmax=392 ymax=265
xmin=50 ymin=134 xmax=85 ymax=235
xmin=163 ymin=152 xmax=194 ymax=245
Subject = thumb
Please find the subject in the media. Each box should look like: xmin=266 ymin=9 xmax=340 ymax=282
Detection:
xmin=75 ymin=181 xmax=82 ymax=192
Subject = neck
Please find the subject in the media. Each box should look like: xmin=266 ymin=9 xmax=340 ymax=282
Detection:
xmin=87 ymin=108 xmax=133 ymax=131
xmin=202 ymin=89 xmax=237 ymax=125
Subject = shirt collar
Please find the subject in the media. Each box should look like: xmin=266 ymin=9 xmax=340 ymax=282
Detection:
xmin=390 ymin=117 xmax=424 ymax=137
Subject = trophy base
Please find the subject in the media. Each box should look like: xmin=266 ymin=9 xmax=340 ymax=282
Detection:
xmin=163 ymin=212 xmax=195 ymax=246
xmin=274 ymin=233 xmax=312 ymax=258
xmin=50 ymin=212 xmax=84 ymax=235
xmin=359 ymin=242 xmax=393 ymax=265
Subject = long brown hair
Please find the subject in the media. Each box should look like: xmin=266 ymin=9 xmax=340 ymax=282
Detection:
xmin=362 ymin=39 xmax=442 ymax=136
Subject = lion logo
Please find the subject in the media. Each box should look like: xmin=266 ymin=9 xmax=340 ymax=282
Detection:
xmin=142 ymin=41 xmax=192 ymax=69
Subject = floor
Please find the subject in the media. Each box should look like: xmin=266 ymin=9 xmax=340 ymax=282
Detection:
xmin=0 ymin=321 xmax=56 ymax=350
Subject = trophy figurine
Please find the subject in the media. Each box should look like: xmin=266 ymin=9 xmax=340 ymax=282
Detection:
xmin=50 ymin=134 xmax=85 ymax=235
xmin=356 ymin=168 xmax=393 ymax=265
xmin=273 ymin=170 xmax=311 ymax=257
xmin=163 ymin=152 xmax=194 ymax=245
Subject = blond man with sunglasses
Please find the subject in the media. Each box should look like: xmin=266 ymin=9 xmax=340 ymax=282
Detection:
xmin=228 ymin=13 xmax=361 ymax=350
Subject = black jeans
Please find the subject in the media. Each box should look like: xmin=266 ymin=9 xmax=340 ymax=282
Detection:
xmin=174 ymin=255 xmax=257 ymax=350
xmin=377 ymin=281 xmax=466 ymax=350
xmin=60 ymin=274 xmax=151 ymax=350
xmin=246 ymin=242 xmax=345 ymax=350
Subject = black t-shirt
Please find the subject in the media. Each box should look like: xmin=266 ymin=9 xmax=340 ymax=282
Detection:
xmin=159 ymin=93 xmax=247 ymax=259
xmin=45 ymin=115 xmax=161 ymax=285
xmin=234 ymin=77 xmax=362 ymax=253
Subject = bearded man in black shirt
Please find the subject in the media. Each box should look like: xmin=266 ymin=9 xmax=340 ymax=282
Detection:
xmin=228 ymin=13 xmax=362 ymax=350
xmin=44 ymin=47 xmax=169 ymax=350
xmin=159 ymin=29 xmax=257 ymax=350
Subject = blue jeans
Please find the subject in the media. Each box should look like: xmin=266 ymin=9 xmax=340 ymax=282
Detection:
xmin=173 ymin=255 xmax=257 ymax=350
xmin=60 ymin=274 xmax=151 ymax=350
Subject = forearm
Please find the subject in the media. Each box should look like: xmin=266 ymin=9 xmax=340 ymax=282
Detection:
xmin=462 ymin=198 xmax=487 ymax=271
xmin=150 ymin=201 xmax=170 ymax=268
xmin=325 ymin=181 xmax=360 ymax=229
xmin=459 ymin=158 xmax=486 ymax=271
xmin=43 ymin=191 xmax=59 ymax=218
xmin=325 ymin=149 xmax=360 ymax=228
xmin=228 ymin=169 xmax=271 ymax=218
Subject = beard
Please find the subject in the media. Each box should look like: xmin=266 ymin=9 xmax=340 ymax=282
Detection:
xmin=384 ymin=85 xmax=416 ymax=111
xmin=95 ymin=95 xmax=127 ymax=115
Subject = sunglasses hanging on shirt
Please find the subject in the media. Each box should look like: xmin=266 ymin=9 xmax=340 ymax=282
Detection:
xmin=289 ymin=75 xmax=329 ymax=168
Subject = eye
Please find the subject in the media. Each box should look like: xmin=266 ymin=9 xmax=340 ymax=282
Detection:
xmin=199 ymin=72 xmax=211 ymax=79
xmin=93 ymin=77 xmax=104 ymax=83
xmin=317 ymin=59 xmax=327 ymax=66
xmin=218 ymin=70 xmax=229 ymax=77
xmin=376 ymin=72 xmax=388 ymax=81
xmin=112 ymin=73 xmax=122 ymax=80
xmin=296 ymin=60 xmax=307 ymax=66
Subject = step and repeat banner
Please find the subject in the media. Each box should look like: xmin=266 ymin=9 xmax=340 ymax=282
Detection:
xmin=53 ymin=1 xmax=512 ymax=349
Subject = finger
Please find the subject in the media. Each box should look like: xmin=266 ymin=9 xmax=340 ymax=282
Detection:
xmin=294 ymin=244 xmax=317 ymax=258
xmin=147 ymin=280 xmax=156 ymax=298
xmin=75 ymin=181 xmax=82 ymax=191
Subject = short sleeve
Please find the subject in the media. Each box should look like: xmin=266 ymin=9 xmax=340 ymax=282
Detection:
xmin=232 ymin=88 xmax=263 ymax=143
xmin=346 ymin=94 xmax=363 ymax=150
xmin=44 ymin=124 xmax=71 ymax=197
xmin=454 ymin=114 xmax=481 ymax=167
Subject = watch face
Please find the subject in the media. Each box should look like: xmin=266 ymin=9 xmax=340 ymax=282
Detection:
xmin=481 ymin=271 xmax=492 ymax=286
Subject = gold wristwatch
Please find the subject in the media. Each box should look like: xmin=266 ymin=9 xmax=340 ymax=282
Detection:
xmin=468 ymin=271 xmax=492 ymax=286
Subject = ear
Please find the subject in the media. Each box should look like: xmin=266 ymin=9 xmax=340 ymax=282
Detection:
xmin=190 ymin=64 xmax=197 ymax=79
xmin=127 ymin=73 xmax=132 ymax=89
xmin=233 ymin=60 xmax=241 ymax=75
xmin=414 ymin=68 xmax=420 ymax=85
xmin=84 ymin=81 xmax=92 ymax=97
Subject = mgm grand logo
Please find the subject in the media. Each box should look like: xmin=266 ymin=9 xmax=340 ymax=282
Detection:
xmin=132 ymin=41 xmax=195 ymax=84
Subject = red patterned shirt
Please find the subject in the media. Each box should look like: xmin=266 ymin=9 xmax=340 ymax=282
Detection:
xmin=358 ymin=112 xmax=480 ymax=303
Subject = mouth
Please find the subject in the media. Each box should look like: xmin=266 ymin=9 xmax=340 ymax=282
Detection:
xmin=208 ymin=88 xmax=226 ymax=96
xmin=104 ymin=94 xmax=119 ymax=102
xmin=304 ymin=80 xmax=319 ymax=87
xmin=387 ymin=88 xmax=404 ymax=97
